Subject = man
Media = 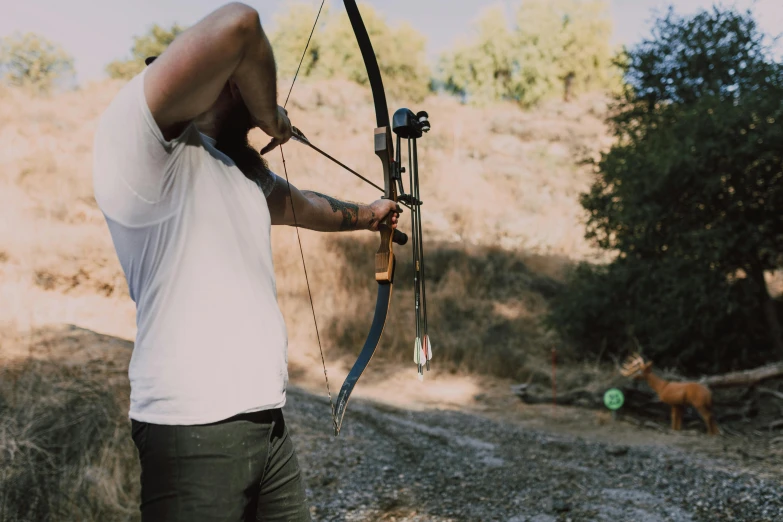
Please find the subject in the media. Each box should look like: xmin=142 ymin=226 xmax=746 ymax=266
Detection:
xmin=92 ymin=3 xmax=399 ymax=521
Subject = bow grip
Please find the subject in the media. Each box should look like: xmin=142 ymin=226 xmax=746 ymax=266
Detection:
xmin=393 ymin=229 xmax=408 ymax=246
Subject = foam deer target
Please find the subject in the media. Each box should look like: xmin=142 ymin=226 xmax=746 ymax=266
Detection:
xmin=620 ymin=353 xmax=719 ymax=436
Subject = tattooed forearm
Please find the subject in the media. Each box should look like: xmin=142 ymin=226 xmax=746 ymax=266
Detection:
xmin=368 ymin=208 xmax=379 ymax=230
xmin=308 ymin=191 xmax=360 ymax=231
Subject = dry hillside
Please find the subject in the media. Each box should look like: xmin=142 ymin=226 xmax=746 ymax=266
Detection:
xmin=0 ymin=78 xmax=611 ymax=382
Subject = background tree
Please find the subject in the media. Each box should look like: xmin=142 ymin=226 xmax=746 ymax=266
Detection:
xmin=548 ymin=6 xmax=783 ymax=374
xmin=269 ymin=3 xmax=328 ymax=80
xmin=439 ymin=0 xmax=617 ymax=106
xmin=515 ymin=0 xmax=616 ymax=104
xmin=436 ymin=6 xmax=516 ymax=105
xmin=106 ymin=24 xmax=187 ymax=80
xmin=270 ymin=2 xmax=431 ymax=102
xmin=0 ymin=32 xmax=74 ymax=93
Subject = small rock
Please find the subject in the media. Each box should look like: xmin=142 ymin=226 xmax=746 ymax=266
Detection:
xmin=529 ymin=515 xmax=557 ymax=522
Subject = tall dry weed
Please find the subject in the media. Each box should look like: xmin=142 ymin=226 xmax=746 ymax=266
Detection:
xmin=0 ymin=359 xmax=138 ymax=522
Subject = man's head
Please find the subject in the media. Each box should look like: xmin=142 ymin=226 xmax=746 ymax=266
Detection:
xmin=210 ymin=82 xmax=272 ymax=187
xmin=210 ymin=81 xmax=254 ymax=152
xmin=145 ymin=55 xmax=270 ymax=184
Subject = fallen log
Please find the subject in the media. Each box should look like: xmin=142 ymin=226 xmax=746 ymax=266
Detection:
xmin=702 ymin=362 xmax=783 ymax=389
xmin=510 ymin=384 xmax=601 ymax=408
xmin=511 ymin=383 xmax=759 ymax=422
xmin=511 ymin=384 xmax=666 ymax=415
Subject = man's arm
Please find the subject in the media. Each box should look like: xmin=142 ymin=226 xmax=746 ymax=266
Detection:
xmin=266 ymin=175 xmax=398 ymax=232
xmin=143 ymin=2 xmax=286 ymax=141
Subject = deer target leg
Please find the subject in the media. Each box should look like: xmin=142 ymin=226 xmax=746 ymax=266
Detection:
xmin=671 ymin=406 xmax=684 ymax=431
xmin=696 ymin=406 xmax=719 ymax=436
xmin=709 ymin=417 xmax=720 ymax=436
xmin=705 ymin=414 xmax=718 ymax=436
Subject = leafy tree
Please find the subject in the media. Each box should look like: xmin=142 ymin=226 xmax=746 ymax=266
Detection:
xmin=270 ymin=3 xmax=329 ymax=80
xmin=515 ymin=0 xmax=617 ymax=104
xmin=437 ymin=6 xmax=517 ymax=105
xmin=270 ymin=2 xmax=431 ymax=102
xmin=106 ymin=24 xmax=187 ymax=80
xmin=0 ymin=32 xmax=74 ymax=92
xmin=439 ymin=0 xmax=617 ymax=106
xmin=549 ymin=7 xmax=783 ymax=372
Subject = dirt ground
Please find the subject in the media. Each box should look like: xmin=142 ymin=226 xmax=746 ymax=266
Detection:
xmin=288 ymin=378 xmax=783 ymax=522
xmin=6 ymin=325 xmax=782 ymax=522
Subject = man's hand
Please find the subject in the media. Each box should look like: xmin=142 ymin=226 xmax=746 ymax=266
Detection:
xmin=367 ymin=198 xmax=400 ymax=232
xmin=259 ymin=106 xmax=293 ymax=155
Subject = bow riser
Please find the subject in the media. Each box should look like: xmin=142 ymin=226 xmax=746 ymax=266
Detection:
xmin=374 ymin=125 xmax=397 ymax=283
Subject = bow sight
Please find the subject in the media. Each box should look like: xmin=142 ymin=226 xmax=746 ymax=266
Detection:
xmin=392 ymin=108 xmax=432 ymax=379
xmin=393 ymin=108 xmax=429 ymax=208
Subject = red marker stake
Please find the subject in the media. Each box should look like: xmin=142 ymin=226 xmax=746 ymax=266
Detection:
xmin=551 ymin=348 xmax=557 ymax=413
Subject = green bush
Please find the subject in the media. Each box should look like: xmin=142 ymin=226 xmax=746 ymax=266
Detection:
xmin=546 ymin=258 xmax=769 ymax=374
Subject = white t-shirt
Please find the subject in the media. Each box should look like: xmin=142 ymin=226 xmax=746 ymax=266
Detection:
xmin=92 ymin=69 xmax=288 ymax=425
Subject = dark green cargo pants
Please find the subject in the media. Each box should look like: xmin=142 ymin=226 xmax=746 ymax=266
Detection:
xmin=131 ymin=409 xmax=311 ymax=522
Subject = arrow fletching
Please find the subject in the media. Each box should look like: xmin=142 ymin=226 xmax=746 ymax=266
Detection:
xmin=414 ymin=337 xmax=424 ymax=364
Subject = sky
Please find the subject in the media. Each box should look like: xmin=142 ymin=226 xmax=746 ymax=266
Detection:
xmin=2 ymin=0 xmax=781 ymax=85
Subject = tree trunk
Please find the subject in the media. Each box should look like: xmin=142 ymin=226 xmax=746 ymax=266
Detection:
xmin=749 ymin=262 xmax=783 ymax=356
xmin=563 ymin=72 xmax=575 ymax=102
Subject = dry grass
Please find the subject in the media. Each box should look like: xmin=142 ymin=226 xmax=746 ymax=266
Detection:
xmin=0 ymin=326 xmax=138 ymax=522
xmin=262 ymin=81 xmax=612 ymax=377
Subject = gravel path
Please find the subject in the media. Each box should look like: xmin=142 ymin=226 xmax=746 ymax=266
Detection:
xmin=284 ymin=387 xmax=783 ymax=522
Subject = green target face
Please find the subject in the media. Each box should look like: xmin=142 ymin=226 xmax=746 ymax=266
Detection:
xmin=603 ymin=388 xmax=625 ymax=410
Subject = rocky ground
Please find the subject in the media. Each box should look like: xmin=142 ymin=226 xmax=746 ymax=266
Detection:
xmin=286 ymin=387 xmax=783 ymax=522
xmin=4 ymin=326 xmax=782 ymax=522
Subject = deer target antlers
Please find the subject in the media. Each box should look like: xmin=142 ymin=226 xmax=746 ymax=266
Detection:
xmin=620 ymin=353 xmax=647 ymax=377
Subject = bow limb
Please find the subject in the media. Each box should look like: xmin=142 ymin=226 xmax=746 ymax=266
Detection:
xmin=333 ymin=282 xmax=393 ymax=435
xmin=343 ymin=1 xmax=390 ymax=128
xmin=332 ymin=0 xmax=398 ymax=435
